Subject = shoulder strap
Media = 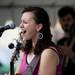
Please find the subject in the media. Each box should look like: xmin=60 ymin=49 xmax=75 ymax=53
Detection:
xmin=23 ymin=55 xmax=40 ymax=75
xmin=49 ymin=46 xmax=63 ymax=58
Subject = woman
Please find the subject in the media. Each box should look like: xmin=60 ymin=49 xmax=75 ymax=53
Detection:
xmin=15 ymin=6 xmax=63 ymax=75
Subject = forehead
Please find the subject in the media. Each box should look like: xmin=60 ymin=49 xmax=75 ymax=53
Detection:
xmin=61 ymin=14 xmax=73 ymax=20
xmin=21 ymin=12 xmax=35 ymax=20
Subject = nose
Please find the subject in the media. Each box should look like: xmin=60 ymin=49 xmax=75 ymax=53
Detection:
xmin=19 ymin=23 xmax=24 ymax=28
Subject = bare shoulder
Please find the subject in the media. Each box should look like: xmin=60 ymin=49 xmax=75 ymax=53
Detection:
xmin=38 ymin=48 xmax=60 ymax=75
xmin=41 ymin=48 xmax=59 ymax=65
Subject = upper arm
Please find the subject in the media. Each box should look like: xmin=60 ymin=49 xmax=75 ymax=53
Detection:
xmin=38 ymin=48 xmax=59 ymax=75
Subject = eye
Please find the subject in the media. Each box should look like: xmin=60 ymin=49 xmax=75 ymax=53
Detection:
xmin=23 ymin=20 xmax=28 ymax=24
xmin=66 ymin=18 xmax=72 ymax=21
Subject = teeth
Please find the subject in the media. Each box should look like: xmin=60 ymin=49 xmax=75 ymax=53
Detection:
xmin=18 ymin=27 xmax=26 ymax=34
xmin=20 ymin=30 xmax=26 ymax=35
xmin=18 ymin=27 xmax=22 ymax=33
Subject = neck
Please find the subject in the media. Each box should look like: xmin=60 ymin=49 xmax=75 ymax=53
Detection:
xmin=32 ymin=33 xmax=38 ymax=48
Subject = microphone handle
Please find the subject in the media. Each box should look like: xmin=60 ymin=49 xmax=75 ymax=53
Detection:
xmin=0 ymin=32 xmax=2 ymax=37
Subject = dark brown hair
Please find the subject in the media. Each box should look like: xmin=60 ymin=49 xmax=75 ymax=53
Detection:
xmin=21 ymin=6 xmax=54 ymax=55
xmin=58 ymin=6 xmax=75 ymax=19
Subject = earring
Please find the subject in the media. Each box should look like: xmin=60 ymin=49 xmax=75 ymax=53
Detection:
xmin=38 ymin=32 xmax=43 ymax=39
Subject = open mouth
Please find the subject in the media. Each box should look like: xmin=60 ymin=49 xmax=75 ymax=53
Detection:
xmin=19 ymin=30 xmax=26 ymax=40
xmin=23 ymin=30 xmax=26 ymax=34
xmin=20 ymin=30 xmax=26 ymax=37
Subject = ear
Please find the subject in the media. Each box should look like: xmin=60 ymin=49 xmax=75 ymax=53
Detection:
xmin=36 ymin=24 xmax=43 ymax=32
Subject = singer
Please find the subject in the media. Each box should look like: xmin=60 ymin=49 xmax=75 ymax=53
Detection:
xmin=14 ymin=6 xmax=64 ymax=75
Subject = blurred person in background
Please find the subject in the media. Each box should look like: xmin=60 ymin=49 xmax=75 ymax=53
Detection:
xmin=51 ymin=6 xmax=75 ymax=75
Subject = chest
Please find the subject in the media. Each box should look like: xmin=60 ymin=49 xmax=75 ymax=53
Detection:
xmin=27 ymin=53 xmax=35 ymax=64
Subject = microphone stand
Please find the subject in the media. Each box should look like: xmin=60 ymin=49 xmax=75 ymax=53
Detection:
xmin=10 ymin=41 xmax=22 ymax=75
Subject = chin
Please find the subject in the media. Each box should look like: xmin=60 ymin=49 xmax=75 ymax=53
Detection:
xmin=23 ymin=37 xmax=30 ymax=41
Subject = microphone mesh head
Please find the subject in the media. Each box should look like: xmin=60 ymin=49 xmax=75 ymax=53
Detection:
xmin=5 ymin=20 xmax=16 ymax=29
xmin=9 ymin=23 xmax=16 ymax=29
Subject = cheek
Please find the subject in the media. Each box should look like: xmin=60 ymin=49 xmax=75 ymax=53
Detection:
xmin=28 ymin=24 xmax=37 ymax=32
xmin=28 ymin=27 xmax=37 ymax=36
xmin=26 ymin=26 xmax=37 ymax=38
xmin=68 ymin=21 xmax=73 ymax=25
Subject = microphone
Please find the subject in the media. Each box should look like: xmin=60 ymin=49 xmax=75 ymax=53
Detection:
xmin=8 ymin=43 xmax=15 ymax=49
xmin=0 ymin=24 xmax=16 ymax=32
xmin=8 ymin=39 xmax=22 ymax=50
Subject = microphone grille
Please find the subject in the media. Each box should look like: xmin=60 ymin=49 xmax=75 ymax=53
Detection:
xmin=9 ymin=23 xmax=16 ymax=29
xmin=5 ymin=20 xmax=16 ymax=29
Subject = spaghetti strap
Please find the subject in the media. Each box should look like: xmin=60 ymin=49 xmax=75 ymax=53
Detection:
xmin=49 ymin=46 xmax=62 ymax=58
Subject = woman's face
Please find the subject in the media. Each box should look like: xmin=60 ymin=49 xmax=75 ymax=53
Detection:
xmin=20 ymin=12 xmax=41 ymax=41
